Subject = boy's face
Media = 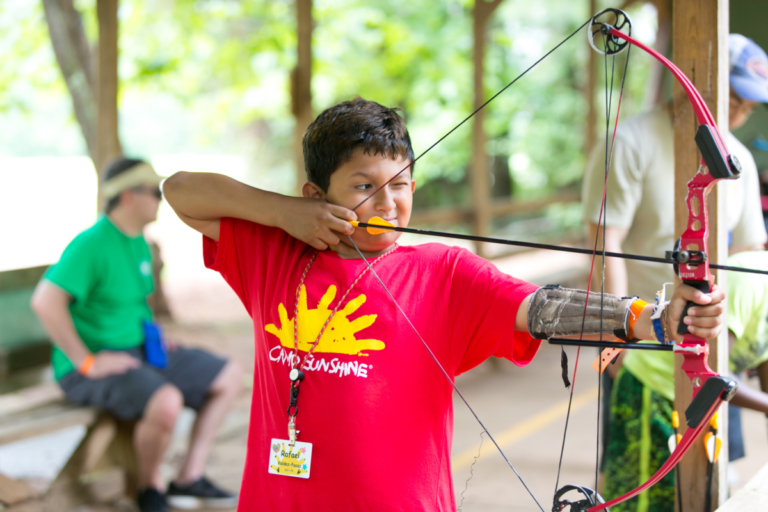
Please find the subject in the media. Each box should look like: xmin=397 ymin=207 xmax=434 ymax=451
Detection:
xmin=315 ymin=147 xmax=415 ymax=254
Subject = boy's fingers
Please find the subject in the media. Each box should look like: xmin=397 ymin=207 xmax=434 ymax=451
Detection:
xmin=687 ymin=326 xmax=721 ymax=339
xmin=322 ymin=233 xmax=341 ymax=247
xmin=326 ymin=216 xmax=355 ymax=235
xmin=676 ymin=284 xmax=713 ymax=304
xmin=329 ymin=204 xmax=357 ymax=222
xmin=310 ymin=239 xmax=329 ymax=250
xmin=684 ymin=315 xmax=722 ymax=328
xmin=687 ymin=302 xmax=725 ymax=317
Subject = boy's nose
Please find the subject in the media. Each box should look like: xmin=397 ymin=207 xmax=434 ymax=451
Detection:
xmin=374 ymin=188 xmax=396 ymax=211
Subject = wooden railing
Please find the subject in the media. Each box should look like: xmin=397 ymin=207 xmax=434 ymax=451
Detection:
xmin=409 ymin=189 xmax=583 ymax=259
xmin=410 ymin=189 xmax=581 ymax=227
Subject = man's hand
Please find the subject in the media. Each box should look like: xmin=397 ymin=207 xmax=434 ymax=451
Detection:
xmin=667 ymin=283 xmax=725 ymax=343
xmin=279 ymin=197 xmax=357 ymax=250
xmin=86 ymin=352 xmax=141 ymax=379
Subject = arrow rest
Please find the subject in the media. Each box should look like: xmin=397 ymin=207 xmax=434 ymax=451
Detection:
xmin=553 ymin=485 xmax=608 ymax=512
xmin=588 ymin=8 xmax=631 ymax=56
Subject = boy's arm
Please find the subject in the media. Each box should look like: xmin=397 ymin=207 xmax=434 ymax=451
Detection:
xmin=515 ymin=283 xmax=725 ymax=343
xmin=163 ymin=172 xmax=356 ymax=248
xmin=727 ymin=331 xmax=768 ymax=414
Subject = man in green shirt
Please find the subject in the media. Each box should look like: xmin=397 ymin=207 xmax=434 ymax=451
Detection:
xmin=31 ymin=157 xmax=243 ymax=512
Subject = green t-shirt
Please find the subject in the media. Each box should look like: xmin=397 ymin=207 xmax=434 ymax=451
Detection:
xmin=45 ymin=216 xmax=154 ymax=380
xmin=726 ymin=251 xmax=768 ymax=374
xmin=623 ymin=347 xmax=676 ymax=402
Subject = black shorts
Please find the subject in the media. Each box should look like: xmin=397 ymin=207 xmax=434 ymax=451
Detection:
xmin=59 ymin=346 xmax=228 ymax=421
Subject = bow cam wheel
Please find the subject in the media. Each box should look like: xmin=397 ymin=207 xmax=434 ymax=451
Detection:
xmin=588 ymin=8 xmax=632 ymax=56
xmin=553 ymin=484 xmax=609 ymax=512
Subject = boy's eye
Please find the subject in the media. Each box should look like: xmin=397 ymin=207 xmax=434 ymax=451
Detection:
xmin=354 ymin=183 xmax=372 ymax=190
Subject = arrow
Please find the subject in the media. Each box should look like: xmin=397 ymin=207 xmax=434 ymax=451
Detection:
xmin=351 ymin=217 xmax=768 ymax=277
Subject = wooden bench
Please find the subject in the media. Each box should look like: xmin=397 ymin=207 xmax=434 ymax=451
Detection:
xmin=0 ymin=383 xmax=139 ymax=509
xmin=0 ymin=267 xmax=138 ymax=509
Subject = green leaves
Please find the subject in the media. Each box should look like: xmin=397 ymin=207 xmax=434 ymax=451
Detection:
xmin=4 ymin=0 xmax=656 ymax=198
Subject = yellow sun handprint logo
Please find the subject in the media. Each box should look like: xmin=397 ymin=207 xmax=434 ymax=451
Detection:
xmin=265 ymin=285 xmax=385 ymax=356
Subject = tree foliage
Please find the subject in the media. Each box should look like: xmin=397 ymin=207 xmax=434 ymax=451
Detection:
xmin=1 ymin=0 xmax=657 ymax=202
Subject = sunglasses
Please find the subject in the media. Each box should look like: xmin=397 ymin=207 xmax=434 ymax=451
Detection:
xmin=132 ymin=186 xmax=163 ymax=199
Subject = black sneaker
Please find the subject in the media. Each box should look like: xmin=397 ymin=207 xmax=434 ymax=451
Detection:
xmin=137 ymin=487 xmax=169 ymax=512
xmin=167 ymin=477 xmax=238 ymax=509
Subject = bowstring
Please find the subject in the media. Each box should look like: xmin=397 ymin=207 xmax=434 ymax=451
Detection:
xmin=594 ymin=35 xmax=613 ymax=496
xmin=552 ymin=32 xmax=632 ymax=496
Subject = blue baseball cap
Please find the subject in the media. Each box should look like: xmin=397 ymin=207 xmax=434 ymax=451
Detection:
xmin=730 ymin=34 xmax=768 ymax=103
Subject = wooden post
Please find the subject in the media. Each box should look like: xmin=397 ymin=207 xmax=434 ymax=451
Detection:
xmin=41 ymin=0 xmax=97 ymax=164
xmin=471 ymin=0 xmax=503 ymax=258
xmin=672 ymin=1 xmax=729 ymax=511
xmin=292 ymin=0 xmax=313 ymax=195
xmin=96 ymin=0 xmax=122 ymax=183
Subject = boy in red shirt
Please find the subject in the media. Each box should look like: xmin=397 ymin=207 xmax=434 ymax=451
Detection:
xmin=163 ymin=98 xmax=724 ymax=511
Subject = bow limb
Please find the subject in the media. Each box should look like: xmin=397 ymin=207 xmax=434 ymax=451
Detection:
xmin=588 ymin=375 xmax=735 ymax=511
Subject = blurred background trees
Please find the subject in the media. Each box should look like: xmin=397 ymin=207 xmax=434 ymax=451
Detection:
xmin=1 ymin=0 xmax=662 ymax=239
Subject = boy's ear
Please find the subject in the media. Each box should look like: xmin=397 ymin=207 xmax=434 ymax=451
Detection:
xmin=411 ymin=179 xmax=416 ymax=193
xmin=302 ymin=182 xmax=325 ymax=199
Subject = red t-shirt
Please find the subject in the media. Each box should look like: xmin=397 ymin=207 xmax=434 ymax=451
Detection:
xmin=203 ymin=218 xmax=541 ymax=511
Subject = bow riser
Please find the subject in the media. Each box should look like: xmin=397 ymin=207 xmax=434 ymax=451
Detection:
xmin=678 ymin=172 xmax=717 ymax=283
xmin=678 ymin=342 xmax=718 ymax=401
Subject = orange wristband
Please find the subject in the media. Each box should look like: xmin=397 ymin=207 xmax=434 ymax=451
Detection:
xmin=79 ymin=354 xmax=95 ymax=375
xmin=627 ymin=299 xmax=649 ymax=339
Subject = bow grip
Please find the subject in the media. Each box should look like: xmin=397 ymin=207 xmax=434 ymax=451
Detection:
xmin=676 ymin=280 xmax=711 ymax=335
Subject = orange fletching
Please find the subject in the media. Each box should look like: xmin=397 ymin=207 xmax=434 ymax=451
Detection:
xmin=364 ymin=216 xmax=396 ymax=235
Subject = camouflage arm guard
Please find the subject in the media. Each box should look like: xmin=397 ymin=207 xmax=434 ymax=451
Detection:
xmin=527 ymin=285 xmax=639 ymax=341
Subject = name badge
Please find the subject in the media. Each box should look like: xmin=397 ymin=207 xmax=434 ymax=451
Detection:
xmin=268 ymin=439 xmax=313 ymax=479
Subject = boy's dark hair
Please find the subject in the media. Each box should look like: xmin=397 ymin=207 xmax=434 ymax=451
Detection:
xmin=302 ymin=98 xmax=415 ymax=191
xmin=103 ymin=156 xmax=146 ymax=213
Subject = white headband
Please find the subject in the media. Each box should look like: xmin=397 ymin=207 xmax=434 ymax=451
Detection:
xmin=103 ymin=162 xmax=163 ymax=199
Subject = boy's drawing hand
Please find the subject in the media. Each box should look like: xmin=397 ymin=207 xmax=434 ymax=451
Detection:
xmin=667 ymin=283 xmax=725 ymax=343
xmin=281 ymin=197 xmax=357 ymax=250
